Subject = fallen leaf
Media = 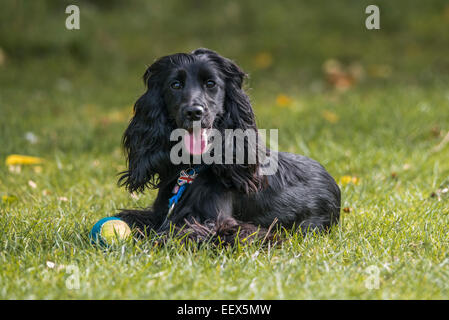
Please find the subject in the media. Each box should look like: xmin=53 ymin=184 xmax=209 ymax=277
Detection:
xmin=5 ymin=154 xmax=44 ymax=166
xmin=343 ymin=207 xmax=352 ymax=213
xmin=254 ymin=52 xmax=273 ymax=70
xmin=339 ymin=175 xmax=360 ymax=186
xmin=2 ymin=195 xmax=18 ymax=204
xmin=323 ymin=59 xmax=359 ymax=91
xmin=276 ymin=94 xmax=293 ymax=108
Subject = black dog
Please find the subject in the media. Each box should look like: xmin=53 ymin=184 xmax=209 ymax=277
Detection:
xmin=117 ymin=48 xmax=340 ymax=243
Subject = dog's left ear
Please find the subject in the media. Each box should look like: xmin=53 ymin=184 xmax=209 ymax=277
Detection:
xmin=118 ymin=64 xmax=173 ymax=193
xmin=193 ymin=49 xmax=263 ymax=194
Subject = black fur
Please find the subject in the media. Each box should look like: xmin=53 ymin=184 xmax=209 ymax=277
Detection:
xmin=117 ymin=48 xmax=340 ymax=243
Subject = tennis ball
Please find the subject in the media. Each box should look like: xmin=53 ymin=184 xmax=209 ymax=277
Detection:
xmin=101 ymin=220 xmax=131 ymax=243
xmin=90 ymin=217 xmax=131 ymax=246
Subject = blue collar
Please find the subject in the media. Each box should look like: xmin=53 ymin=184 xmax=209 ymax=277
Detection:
xmin=167 ymin=165 xmax=205 ymax=217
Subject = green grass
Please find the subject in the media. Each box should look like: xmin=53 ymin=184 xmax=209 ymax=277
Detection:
xmin=1 ymin=0 xmax=449 ymax=299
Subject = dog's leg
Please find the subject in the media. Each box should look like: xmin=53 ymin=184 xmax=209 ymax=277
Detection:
xmin=116 ymin=209 xmax=163 ymax=237
xmin=170 ymin=190 xmax=275 ymax=244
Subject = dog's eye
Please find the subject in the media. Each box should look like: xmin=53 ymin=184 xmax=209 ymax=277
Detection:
xmin=170 ymin=80 xmax=182 ymax=90
xmin=205 ymin=80 xmax=216 ymax=88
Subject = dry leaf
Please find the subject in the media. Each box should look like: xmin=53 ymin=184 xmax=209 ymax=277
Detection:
xmin=5 ymin=154 xmax=44 ymax=166
xmin=276 ymin=94 xmax=293 ymax=108
xmin=323 ymin=59 xmax=360 ymax=91
xmin=339 ymin=175 xmax=360 ymax=186
xmin=254 ymin=52 xmax=273 ymax=70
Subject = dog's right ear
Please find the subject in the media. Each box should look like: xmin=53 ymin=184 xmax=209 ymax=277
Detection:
xmin=118 ymin=66 xmax=172 ymax=193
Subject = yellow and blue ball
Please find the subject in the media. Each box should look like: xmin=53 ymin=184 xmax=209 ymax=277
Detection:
xmin=89 ymin=217 xmax=131 ymax=246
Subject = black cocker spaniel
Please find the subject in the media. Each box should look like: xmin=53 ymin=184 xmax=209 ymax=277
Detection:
xmin=116 ymin=48 xmax=340 ymax=243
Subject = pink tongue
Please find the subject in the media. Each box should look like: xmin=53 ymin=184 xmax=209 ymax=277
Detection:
xmin=184 ymin=129 xmax=208 ymax=155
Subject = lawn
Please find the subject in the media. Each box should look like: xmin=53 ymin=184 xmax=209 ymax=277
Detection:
xmin=1 ymin=0 xmax=449 ymax=299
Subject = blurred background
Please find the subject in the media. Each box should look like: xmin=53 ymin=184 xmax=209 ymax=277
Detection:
xmin=2 ymin=1 xmax=449 ymax=81
xmin=1 ymin=0 xmax=448 ymax=84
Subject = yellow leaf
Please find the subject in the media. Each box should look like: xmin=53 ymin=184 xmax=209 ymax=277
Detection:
xmin=5 ymin=154 xmax=44 ymax=166
xmin=254 ymin=52 xmax=273 ymax=70
xmin=2 ymin=195 xmax=18 ymax=204
xmin=339 ymin=175 xmax=360 ymax=186
xmin=276 ymin=94 xmax=293 ymax=108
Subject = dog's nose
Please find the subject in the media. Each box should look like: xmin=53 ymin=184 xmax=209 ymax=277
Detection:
xmin=184 ymin=105 xmax=204 ymax=121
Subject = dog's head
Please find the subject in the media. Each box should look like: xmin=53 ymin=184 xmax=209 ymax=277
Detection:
xmin=119 ymin=48 xmax=263 ymax=193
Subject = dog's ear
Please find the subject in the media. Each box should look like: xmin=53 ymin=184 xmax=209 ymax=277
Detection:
xmin=118 ymin=66 xmax=172 ymax=193
xmin=194 ymin=49 xmax=264 ymax=194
